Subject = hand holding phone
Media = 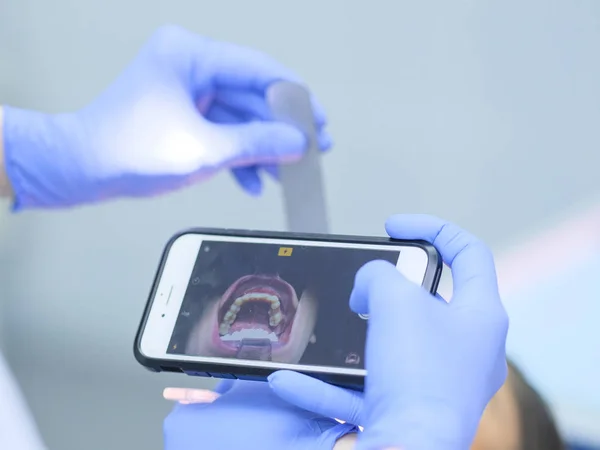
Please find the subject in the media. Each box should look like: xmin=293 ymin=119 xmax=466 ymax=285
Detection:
xmin=135 ymin=228 xmax=442 ymax=388
xmin=268 ymin=215 xmax=509 ymax=450
xmin=163 ymin=380 xmax=356 ymax=450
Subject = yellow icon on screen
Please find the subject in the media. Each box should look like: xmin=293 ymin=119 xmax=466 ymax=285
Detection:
xmin=278 ymin=247 xmax=293 ymax=256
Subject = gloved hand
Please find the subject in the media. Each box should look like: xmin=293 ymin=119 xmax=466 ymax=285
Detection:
xmin=268 ymin=214 xmax=509 ymax=450
xmin=2 ymin=25 xmax=329 ymax=210
xmin=163 ymin=380 xmax=356 ymax=450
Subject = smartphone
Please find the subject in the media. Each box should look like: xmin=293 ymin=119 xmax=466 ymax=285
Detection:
xmin=134 ymin=229 xmax=442 ymax=389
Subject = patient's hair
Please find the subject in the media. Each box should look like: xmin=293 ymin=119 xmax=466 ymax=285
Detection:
xmin=508 ymin=360 xmax=565 ymax=450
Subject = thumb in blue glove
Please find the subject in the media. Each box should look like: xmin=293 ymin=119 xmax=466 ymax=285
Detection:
xmin=268 ymin=214 xmax=509 ymax=450
xmin=2 ymin=25 xmax=330 ymax=210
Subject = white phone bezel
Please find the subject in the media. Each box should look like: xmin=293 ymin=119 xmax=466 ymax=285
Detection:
xmin=138 ymin=233 xmax=430 ymax=376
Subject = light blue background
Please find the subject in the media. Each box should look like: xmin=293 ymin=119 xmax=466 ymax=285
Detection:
xmin=1 ymin=1 xmax=600 ymax=448
xmin=506 ymin=253 xmax=600 ymax=444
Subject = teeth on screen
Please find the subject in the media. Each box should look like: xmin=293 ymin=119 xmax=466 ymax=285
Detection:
xmin=219 ymin=294 xmax=283 ymax=335
xmin=269 ymin=311 xmax=282 ymax=327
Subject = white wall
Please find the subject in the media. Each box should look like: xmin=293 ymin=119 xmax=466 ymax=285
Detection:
xmin=1 ymin=1 xmax=600 ymax=448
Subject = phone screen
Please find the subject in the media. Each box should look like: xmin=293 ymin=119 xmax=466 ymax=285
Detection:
xmin=165 ymin=240 xmax=402 ymax=370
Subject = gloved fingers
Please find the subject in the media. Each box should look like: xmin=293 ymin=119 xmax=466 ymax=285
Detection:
xmin=240 ymin=128 xmax=329 ymax=186
xmin=262 ymin=164 xmax=279 ymax=181
xmin=204 ymin=102 xmax=250 ymax=124
xmin=265 ymin=87 xmax=331 ymax=145
xmin=231 ymin=166 xmax=263 ymax=196
xmin=207 ymin=88 xmax=332 ymax=151
xmin=307 ymin=93 xmax=328 ymax=135
xmin=145 ymin=26 xmax=329 ymax=133
xmin=384 ymin=214 xmax=500 ymax=304
xmin=264 ymin=86 xmax=332 ymax=150
xmin=268 ymin=370 xmax=365 ymax=426
xmin=212 ymin=379 xmax=237 ymax=395
xmin=313 ymin=423 xmax=360 ymax=449
xmin=162 ymin=387 xmax=220 ymax=404
xmin=201 ymin=39 xmax=329 ymax=130
xmin=211 ymin=88 xmax=273 ymax=121
xmin=349 ymin=261 xmax=439 ymax=398
xmin=206 ymin=39 xmax=300 ymax=91
xmin=145 ymin=26 xmax=297 ymax=91
xmin=201 ymin=103 xmax=277 ymax=194
xmin=349 ymin=259 xmax=432 ymax=317
xmin=232 ymin=164 xmax=280 ymax=193
xmin=221 ymin=121 xmax=305 ymax=167
xmin=201 ymin=40 xmax=329 ymax=134
xmin=317 ymin=129 xmax=333 ymax=151
xmin=189 ymin=106 xmax=274 ymax=190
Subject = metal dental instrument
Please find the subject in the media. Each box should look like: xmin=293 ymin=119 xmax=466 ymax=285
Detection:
xmin=266 ymin=82 xmax=330 ymax=234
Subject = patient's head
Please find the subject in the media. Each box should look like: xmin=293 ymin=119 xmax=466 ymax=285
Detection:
xmin=472 ymin=360 xmax=564 ymax=450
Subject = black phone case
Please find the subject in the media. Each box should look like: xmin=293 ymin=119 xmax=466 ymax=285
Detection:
xmin=133 ymin=228 xmax=443 ymax=391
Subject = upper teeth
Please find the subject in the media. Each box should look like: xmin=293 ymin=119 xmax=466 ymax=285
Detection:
xmin=235 ymin=292 xmax=279 ymax=305
xmin=219 ymin=293 xmax=283 ymax=336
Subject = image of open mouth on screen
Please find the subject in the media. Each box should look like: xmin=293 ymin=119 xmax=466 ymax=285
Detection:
xmin=167 ymin=240 xmax=401 ymax=370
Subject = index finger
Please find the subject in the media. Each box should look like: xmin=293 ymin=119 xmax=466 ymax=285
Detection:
xmin=385 ymin=214 xmax=499 ymax=304
xmin=203 ymin=39 xmax=328 ymax=129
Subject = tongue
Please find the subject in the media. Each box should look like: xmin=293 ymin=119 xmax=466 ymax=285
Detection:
xmin=235 ymin=302 xmax=271 ymax=324
xmin=235 ymin=339 xmax=272 ymax=361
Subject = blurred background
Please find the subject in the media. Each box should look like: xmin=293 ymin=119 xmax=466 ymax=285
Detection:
xmin=1 ymin=0 xmax=600 ymax=449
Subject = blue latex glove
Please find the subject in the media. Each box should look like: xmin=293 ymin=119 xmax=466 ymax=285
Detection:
xmin=269 ymin=214 xmax=509 ymax=450
xmin=163 ymin=380 xmax=356 ymax=450
xmin=2 ymin=25 xmax=329 ymax=210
